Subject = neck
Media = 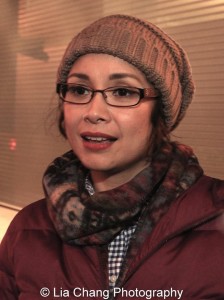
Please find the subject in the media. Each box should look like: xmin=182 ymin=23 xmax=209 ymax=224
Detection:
xmin=90 ymin=161 xmax=150 ymax=192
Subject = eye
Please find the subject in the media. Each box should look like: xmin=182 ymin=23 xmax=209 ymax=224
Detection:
xmin=112 ymin=87 xmax=138 ymax=97
xmin=67 ymin=85 xmax=90 ymax=96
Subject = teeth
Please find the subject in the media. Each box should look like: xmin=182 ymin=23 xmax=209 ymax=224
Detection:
xmin=85 ymin=136 xmax=108 ymax=142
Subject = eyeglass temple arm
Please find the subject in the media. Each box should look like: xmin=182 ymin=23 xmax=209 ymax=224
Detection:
xmin=144 ymin=86 xmax=159 ymax=98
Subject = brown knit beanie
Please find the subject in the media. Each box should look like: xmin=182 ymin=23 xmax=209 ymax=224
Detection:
xmin=57 ymin=14 xmax=195 ymax=131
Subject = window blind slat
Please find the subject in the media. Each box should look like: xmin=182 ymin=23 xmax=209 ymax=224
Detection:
xmin=1 ymin=0 xmax=224 ymax=207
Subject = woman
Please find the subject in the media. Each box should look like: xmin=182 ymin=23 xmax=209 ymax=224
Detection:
xmin=0 ymin=14 xmax=224 ymax=300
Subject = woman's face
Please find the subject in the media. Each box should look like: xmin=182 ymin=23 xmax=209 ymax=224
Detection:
xmin=64 ymin=54 xmax=156 ymax=188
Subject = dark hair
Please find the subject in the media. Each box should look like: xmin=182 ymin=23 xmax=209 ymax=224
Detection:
xmin=58 ymin=101 xmax=66 ymax=138
xmin=149 ymin=98 xmax=170 ymax=155
xmin=57 ymin=96 xmax=170 ymax=154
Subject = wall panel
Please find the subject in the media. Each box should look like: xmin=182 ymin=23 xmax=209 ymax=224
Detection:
xmin=0 ymin=0 xmax=223 ymax=207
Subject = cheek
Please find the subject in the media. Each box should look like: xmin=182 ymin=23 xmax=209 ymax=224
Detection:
xmin=64 ymin=113 xmax=73 ymax=136
xmin=63 ymin=107 xmax=79 ymax=131
xmin=122 ymin=108 xmax=153 ymax=139
xmin=63 ymin=112 xmax=79 ymax=144
xmin=136 ymin=120 xmax=153 ymax=145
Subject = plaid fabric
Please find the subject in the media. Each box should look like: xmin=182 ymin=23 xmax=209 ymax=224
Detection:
xmin=108 ymin=225 xmax=136 ymax=288
xmin=85 ymin=176 xmax=136 ymax=288
xmin=85 ymin=175 xmax=95 ymax=195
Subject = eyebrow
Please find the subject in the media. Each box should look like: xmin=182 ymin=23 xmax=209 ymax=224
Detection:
xmin=108 ymin=73 xmax=141 ymax=81
xmin=67 ymin=72 xmax=141 ymax=82
xmin=67 ymin=73 xmax=89 ymax=80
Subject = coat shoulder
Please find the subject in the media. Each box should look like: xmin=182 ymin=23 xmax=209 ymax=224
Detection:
xmin=5 ymin=199 xmax=54 ymax=235
xmin=187 ymin=175 xmax=224 ymax=208
xmin=211 ymin=176 xmax=224 ymax=208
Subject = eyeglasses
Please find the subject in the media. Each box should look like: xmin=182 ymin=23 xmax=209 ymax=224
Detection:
xmin=56 ymin=84 xmax=159 ymax=107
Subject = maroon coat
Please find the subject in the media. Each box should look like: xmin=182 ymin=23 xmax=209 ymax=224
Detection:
xmin=0 ymin=175 xmax=224 ymax=300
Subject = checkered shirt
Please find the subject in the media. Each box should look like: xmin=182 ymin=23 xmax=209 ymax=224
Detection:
xmin=108 ymin=225 xmax=136 ymax=288
xmin=85 ymin=176 xmax=136 ymax=288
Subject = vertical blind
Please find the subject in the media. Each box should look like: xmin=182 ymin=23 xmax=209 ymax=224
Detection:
xmin=0 ymin=0 xmax=224 ymax=207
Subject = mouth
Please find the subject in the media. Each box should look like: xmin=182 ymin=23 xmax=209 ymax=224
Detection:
xmin=81 ymin=132 xmax=117 ymax=144
xmin=80 ymin=132 xmax=117 ymax=151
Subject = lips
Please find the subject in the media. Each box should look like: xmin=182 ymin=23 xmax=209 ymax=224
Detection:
xmin=81 ymin=132 xmax=117 ymax=150
xmin=81 ymin=132 xmax=117 ymax=143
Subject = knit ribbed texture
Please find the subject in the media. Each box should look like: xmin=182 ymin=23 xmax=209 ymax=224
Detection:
xmin=57 ymin=14 xmax=195 ymax=131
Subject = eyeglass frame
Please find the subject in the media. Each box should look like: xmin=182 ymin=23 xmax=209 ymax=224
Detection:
xmin=56 ymin=83 xmax=159 ymax=107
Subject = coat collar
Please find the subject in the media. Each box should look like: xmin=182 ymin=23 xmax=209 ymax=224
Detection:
xmin=125 ymin=175 xmax=224 ymax=279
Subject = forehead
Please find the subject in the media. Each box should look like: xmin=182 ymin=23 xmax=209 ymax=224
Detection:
xmin=67 ymin=53 xmax=150 ymax=86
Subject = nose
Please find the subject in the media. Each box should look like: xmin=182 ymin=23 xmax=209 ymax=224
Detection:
xmin=83 ymin=91 xmax=111 ymax=124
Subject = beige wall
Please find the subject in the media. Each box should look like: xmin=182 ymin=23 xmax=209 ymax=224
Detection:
xmin=0 ymin=205 xmax=19 ymax=241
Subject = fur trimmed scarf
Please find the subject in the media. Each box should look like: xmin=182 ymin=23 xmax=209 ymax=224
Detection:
xmin=43 ymin=142 xmax=203 ymax=246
